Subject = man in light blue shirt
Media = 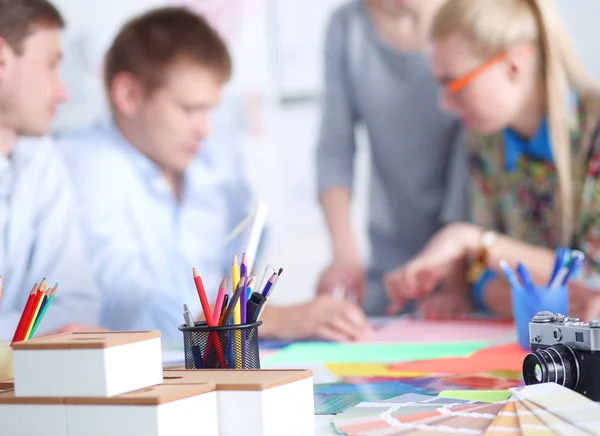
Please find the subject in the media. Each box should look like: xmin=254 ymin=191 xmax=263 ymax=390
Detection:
xmin=0 ymin=0 xmax=101 ymax=341
xmin=60 ymin=7 xmax=372 ymax=342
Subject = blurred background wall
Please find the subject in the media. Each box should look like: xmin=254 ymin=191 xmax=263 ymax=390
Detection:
xmin=50 ymin=0 xmax=600 ymax=305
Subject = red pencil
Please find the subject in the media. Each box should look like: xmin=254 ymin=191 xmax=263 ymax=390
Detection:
xmin=11 ymin=283 xmax=38 ymax=345
xmin=203 ymin=278 xmax=227 ymax=362
xmin=192 ymin=268 xmax=227 ymax=368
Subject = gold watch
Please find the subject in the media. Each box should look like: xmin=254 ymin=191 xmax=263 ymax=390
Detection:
xmin=466 ymin=230 xmax=498 ymax=284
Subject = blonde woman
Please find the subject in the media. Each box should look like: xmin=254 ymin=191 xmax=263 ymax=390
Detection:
xmin=384 ymin=0 xmax=600 ymax=320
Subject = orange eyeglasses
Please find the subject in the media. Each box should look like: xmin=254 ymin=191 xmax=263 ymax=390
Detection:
xmin=445 ymin=52 xmax=507 ymax=95
xmin=445 ymin=46 xmax=535 ymax=95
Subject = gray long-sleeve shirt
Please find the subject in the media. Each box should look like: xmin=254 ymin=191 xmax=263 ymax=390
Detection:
xmin=316 ymin=0 xmax=468 ymax=315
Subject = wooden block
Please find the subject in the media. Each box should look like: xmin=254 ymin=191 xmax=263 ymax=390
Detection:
xmin=65 ymin=384 xmax=218 ymax=436
xmin=164 ymin=370 xmax=315 ymax=436
xmin=13 ymin=331 xmax=162 ymax=397
xmin=0 ymin=389 xmax=67 ymax=436
xmin=0 ymin=378 xmax=14 ymax=389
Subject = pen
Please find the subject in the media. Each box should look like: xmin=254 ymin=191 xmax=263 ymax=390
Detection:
xmin=183 ymin=304 xmax=195 ymax=327
xmin=561 ymin=250 xmax=585 ymax=286
xmin=247 ymin=292 xmax=267 ymax=323
xmin=549 ymin=250 xmax=583 ymax=288
xmin=548 ymin=248 xmax=569 ymax=286
xmin=219 ymin=294 xmax=229 ymax=326
xmin=222 ymin=276 xmax=246 ymax=326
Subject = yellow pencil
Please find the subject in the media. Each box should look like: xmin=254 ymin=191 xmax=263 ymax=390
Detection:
xmin=25 ymin=279 xmax=46 ymax=340
xmin=232 ymin=255 xmax=242 ymax=368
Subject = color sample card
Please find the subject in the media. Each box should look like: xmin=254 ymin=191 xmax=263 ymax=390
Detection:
xmin=314 ymin=393 xmax=399 ymax=415
xmin=512 ymin=383 xmax=600 ymax=435
xmin=484 ymin=401 xmax=521 ymax=436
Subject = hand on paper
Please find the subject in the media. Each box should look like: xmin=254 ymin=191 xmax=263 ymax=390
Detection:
xmin=316 ymin=254 xmax=365 ymax=305
xmin=263 ymin=295 xmax=372 ymax=342
xmin=384 ymin=223 xmax=478 ymax=315
xmin=417 ymin=291 xmax=473 ymax=320
xmin=42 ymin=323 xmax=109 ymax=336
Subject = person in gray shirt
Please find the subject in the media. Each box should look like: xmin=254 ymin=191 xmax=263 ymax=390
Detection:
xmin=316 ymin=0 xmax=469 ymax=317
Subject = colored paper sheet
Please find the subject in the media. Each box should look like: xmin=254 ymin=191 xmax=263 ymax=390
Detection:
xmin=326 ymin=363 xmax=426 ymax=378
xmin=315 ymin=381 xmax=432 ymax=396
xmin=371 ymin=318 xmax=515 ymax=343
xmin=437 ymin=389 xmax=512 ymax=403
xmin=441 ymin=374 xmax=522 ymax=390
xmin=263 ymin=341 xmax=487 ymax=365
xmin=389 ymin=343 xmax=528 ymax=375
xmin=484 ymin=401 xmax=522 ymax=436
xmin=484 ymin=370 xmax=523 ymax=380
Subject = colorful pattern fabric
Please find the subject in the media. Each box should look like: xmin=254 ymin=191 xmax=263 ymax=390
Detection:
xmin=468 ymin=98 xmax=600 ymax=284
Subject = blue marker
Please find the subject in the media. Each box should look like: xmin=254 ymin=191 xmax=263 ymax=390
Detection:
xmin=548 ymin=248 xmax=569 ymax=286
xmin=499 ymin=260 xmax=522 ymax=290
xmin=561 ymin=250 xmax=586 ymax=286
xmin=516 ymin=262 xmax=542 ymax=308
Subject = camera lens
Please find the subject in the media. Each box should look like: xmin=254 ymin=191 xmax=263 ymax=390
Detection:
xmin=523 ymin=344 xmax=580 ymax=390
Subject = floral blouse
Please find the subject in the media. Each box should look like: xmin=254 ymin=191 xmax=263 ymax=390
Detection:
xmin=468 ymin=98 xmax=600 ymax=286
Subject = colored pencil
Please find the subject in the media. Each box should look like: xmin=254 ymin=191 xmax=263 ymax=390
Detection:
xmin=204 ymin=278 xmax=227 ymax=362
xmin=29 ymin=284 xmax=57 ymax=338
xmin=11 ymin=283 xmax=38 ymax=345
xmin=260 ymin=273 xmax=277 ymax=297
xmin=0 ymin=275 xmax=3 ymax=303
xmin=24 ymin=280 xmax=47 ymax=341
xmin=192 ymin=269 xmax=226 ymax=368
xmin=232 ymin=255 xmax=242 ymax=368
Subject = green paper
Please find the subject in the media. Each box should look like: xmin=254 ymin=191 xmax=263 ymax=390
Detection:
xmin=437 ymin=389 xmax=512 ymax=403
xmin=263 ymin=341 xmax=487 ymax=365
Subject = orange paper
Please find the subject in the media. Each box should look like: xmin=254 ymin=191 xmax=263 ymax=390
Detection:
xmin=389 ymin=343 xmax=528 ymax=375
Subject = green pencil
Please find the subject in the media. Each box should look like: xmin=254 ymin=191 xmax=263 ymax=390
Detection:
xmin=29 ymin=284 xmax=57 ymax=338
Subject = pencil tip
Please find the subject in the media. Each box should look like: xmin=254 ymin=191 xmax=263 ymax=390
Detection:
xmin=192 ymin=267 xmax=199 ymax=276
xmin=278 ymin=268 xmax=284 ymax=275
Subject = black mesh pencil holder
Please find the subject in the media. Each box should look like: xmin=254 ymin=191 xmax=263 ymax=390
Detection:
xmin=178 ymin=321 xmax=262 ymax=369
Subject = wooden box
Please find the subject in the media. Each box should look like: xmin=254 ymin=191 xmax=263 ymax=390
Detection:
xmin=66 ymin=383 xmax=218 ymax=436
xmin=0 ymin=388 xmax=67 ymax=436
xmin=0 ymin=378 xmax=14 ymax=389
xmin=12 ymin=331 xmax=162 ymax=397
xmin=163 ymin=370 xmax=315 ymax=436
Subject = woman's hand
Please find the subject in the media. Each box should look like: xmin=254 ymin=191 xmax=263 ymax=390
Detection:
xmin=384 ymin=222 xmax=481 ymax=315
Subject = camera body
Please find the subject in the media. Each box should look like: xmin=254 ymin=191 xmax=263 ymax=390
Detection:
xmin=523 ymin=311 xmax=600 ymax=401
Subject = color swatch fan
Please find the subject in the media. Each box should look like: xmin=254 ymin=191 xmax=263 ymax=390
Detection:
xmin=330 ymin=383 xmax=600 ymax=436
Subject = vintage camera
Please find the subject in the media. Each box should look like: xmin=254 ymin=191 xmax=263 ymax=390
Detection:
xmin=523 ymin=311 xmax=600 ymax=401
